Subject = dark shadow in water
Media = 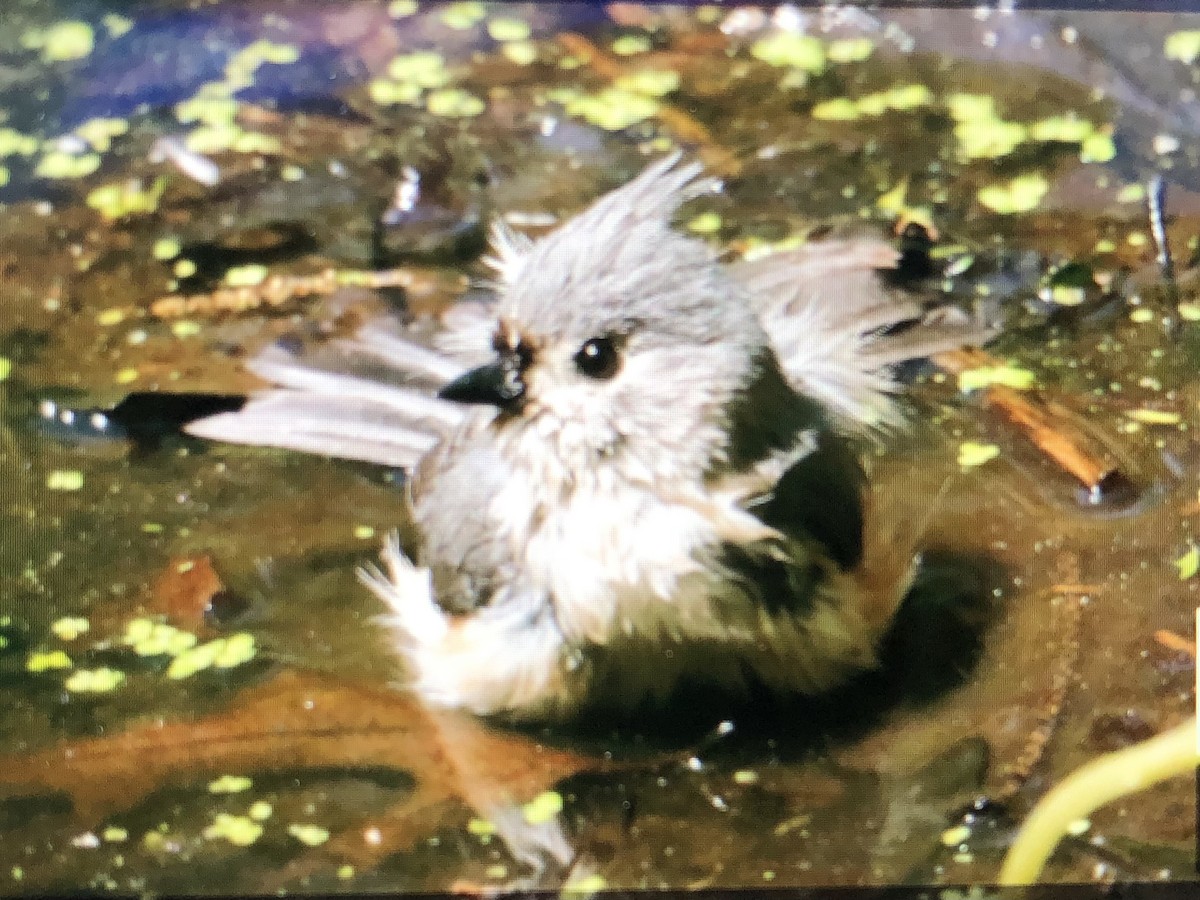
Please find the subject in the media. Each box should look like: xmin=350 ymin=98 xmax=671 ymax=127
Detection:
xmin=530 ymin=550 xmax=1005 ymax=761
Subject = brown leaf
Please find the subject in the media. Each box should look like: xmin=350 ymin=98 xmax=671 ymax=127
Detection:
xmin=146 ymin=554 xmax=225 ymax=632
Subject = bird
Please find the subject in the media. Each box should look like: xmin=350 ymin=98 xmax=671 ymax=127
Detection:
xmin=187 ymin=153 xmax=990 ymax=724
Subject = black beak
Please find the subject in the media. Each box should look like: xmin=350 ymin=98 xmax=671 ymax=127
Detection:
xmin=438 ymin=355 xmax=526 ymax=409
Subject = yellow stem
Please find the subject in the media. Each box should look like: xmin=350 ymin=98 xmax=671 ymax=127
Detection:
xmin=998 ymin=717 xmax=1197 ymax=884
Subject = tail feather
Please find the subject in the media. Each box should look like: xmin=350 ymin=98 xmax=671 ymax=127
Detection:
xmin=246 ymin=346 xmax=462 ymax=427
xmin=185 ymin=389 xmax=445 ymax=468
xmin=353 ymin=323 xmax=468 ymax=383
xmin=185 ymin=316 xmax=473 ymax=467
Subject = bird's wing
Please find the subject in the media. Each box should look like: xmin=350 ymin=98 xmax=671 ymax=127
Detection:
xmin=731 ymin=236 xmax=990 ymax=432
xmin=185 ymin=300 xmax=496 ymax=469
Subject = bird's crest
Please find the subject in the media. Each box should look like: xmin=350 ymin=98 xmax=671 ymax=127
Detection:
xmin=482 ymin=151 xmax=716 ymax=287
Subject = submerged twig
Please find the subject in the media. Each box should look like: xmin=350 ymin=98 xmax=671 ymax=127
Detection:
xmin=1153 ymin=629 xmax=1196 ymax=658
xmin=992 ymin=552 xmax=1086 ymax=804
xmin=1147 ymin=175 xmax=1180 ymax=338
xmin=149 ymin=268 xmax=466 ymax=319
xmin=933 ymin=347 xmax=1125 ymax=502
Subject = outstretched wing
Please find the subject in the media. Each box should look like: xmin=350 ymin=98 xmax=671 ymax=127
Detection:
xmin=732 ymin=236 xmax=990 ymax=432
xmin=185 ymin=300 xmax=496 ymax=469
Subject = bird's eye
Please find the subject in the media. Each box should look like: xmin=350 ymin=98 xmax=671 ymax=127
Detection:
xmin=573 ymin=336 xmax=621 ymax=380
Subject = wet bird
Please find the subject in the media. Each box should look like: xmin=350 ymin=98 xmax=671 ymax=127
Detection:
xmin=189 ymin=154 xmax=988 ymax=722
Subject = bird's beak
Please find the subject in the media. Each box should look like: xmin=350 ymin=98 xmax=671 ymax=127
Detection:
xmin=438 ymin=354 xmax=526 ymax=409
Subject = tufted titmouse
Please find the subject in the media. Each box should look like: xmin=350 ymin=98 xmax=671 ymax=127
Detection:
xmin=189 ymin=154 xmax=987 ymax=722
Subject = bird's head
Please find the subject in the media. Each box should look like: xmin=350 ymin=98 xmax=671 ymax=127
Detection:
xmin=437 ymin=155 xmax=771 ymax=484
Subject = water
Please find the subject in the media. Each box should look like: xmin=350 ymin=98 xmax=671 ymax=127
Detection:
xmin=0 ymin=2 xmax=1196 ymax=893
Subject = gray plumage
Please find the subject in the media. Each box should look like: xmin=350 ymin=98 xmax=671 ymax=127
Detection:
xmin=188 ymin=153 xmax=985 ymax=722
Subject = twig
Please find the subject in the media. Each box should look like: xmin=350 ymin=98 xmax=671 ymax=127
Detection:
xmin=933 ymin=347 xmax=1124 ymax=501
xmin=1148 ymin=175 xmax=1180 ymax=337
xmin=992 ymin=552 xmax=1086 ymax=804
xmin=149 ymin=268 xmax=465 ymax=319
xmin=1153 ymin=629 xmax=1196 ymax=658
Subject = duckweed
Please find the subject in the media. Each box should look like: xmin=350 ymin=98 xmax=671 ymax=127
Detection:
xmin=521 ymin=790 xmax=564 ymax=825
xmin=24 ymin=20 xmax=95 ymax=63
xmin=487 ymin=18 xmax=531 ymax=42
xmin=35 ymin=150 xmax=101 ymax=180
xmin=65 ymin=667 xmax=126 ymax=693
xmin=0 ymin=128 xmax=40 ymax=157
xmin=977 ymin=174 xmax=1049 ymax=214
xmin=958 ymin=364 xmax=1036 ymax=392
xmin=152 ymin=237 xmax=182 ymax=261
xmin=86 ymin=178 xmax=167 ymax=220
xmin=612 ymin=34 xmax=652 ymax=56
xmin=1175 ymin=546 xmax=1198 ymax=579
xmin=166 ymin=632 xmax=257 ymax=679
xmin=811 ymin=98 xmax=859 ymax=121
xmin=387 ymin=51 xmax=453 ymax=88
xmin=426 ymin=88 xmax=486 ymax=118
xmin=1029 ymin=115 xmax=1096 ymax=143
xmin=955 ymin=120 xmax=1028 ymax=160
xmin=101 ymin=14 xmax=133 ymax=38
xmin=171 ymin=320 xmax=202 ymax=338
xmin=550 ymin=87 xmax=658 ymax=131
xmin=827 ymin=38 xmax=874 ymax=63
xmin=613 ymin=69 xmax=680 ymax=97
xmin=248 ymin=801 xmax=273 ymax=821
xmin=26 ymin=650 xmax=73 ymax=672
xmin=1079 ymin=132 xmax=1116 ymax=163
xmin=501 ymin=41 xmax=538 ymax=66
xmin=287 ymin=824 xmax=330 ymax=846
xmin=945 ymin=92 xmax=997 ymax=122
xmin=223 ymin=264 xmax=269 ymax=287
xmin=957 ymin=441 xmax=1001 ymax=469
xmin=1116 ymin=183 xmax=1145 ymax=203
xmin=440 ymin=2 xmax=486 ymax=31
xmin=50 ymin=616 xmax=90 ymax=641
xmin=208 ymin=775 xmax=254 ymax=794
xmin=122 ymin=618 xmax=198 ymax=657
xmin=369 ymin=79 xmax=423 ymax=106
xmin=1125 ymin=409 xmax=1181 ymax=426
xmin=467 ymin=817 xmax=497 ymax=836
xmin=1164 ymin=29 xmax=1200 ymax=64
xmin=74 ymin=117 xmax=129 ymax=152
xmin=750 ymin=32 xmax=826 ymax=74
xmin=203 ymin=813 xmax=262 ymax=847
xmin=686 ymin=211 xmax=722 ymax=234
xmin=46 ymin=470 xmax=85 ymax=491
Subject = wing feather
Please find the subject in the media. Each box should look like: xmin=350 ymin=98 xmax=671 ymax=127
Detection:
xmin=733 ymin=236 xmax=991 ymax=430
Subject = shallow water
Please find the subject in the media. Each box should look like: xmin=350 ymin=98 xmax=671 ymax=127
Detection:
xmin=0 ymin=2 xmax=1197 ymax=894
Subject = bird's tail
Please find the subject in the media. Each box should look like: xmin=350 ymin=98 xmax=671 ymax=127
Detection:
xmin=183 ymin=305 xmax=490 ymax=468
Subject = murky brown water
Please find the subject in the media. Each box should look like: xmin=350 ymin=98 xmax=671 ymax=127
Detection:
xmin=0 ymin=2 xmax=1197 ymax=894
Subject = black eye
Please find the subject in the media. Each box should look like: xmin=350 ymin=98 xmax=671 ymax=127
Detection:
xmin=573 ymin=336 xmax=622 ymax=380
